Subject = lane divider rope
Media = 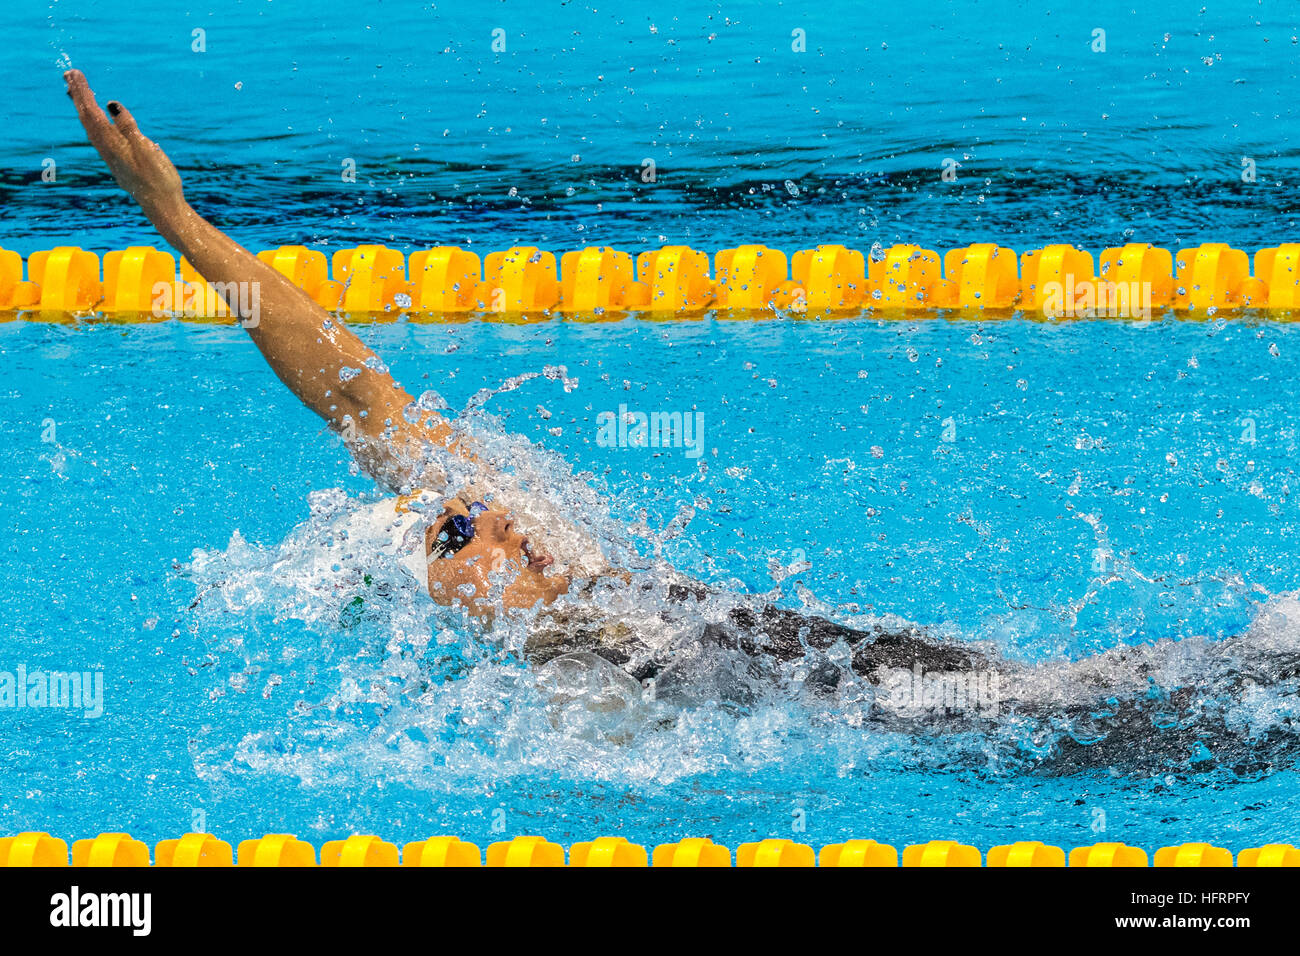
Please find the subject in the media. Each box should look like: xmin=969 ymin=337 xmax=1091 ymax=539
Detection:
xmin=0 ymin=832 xmax=1294 ymax=866
xmin=1 ymin=241 xmax=1297 ymax=319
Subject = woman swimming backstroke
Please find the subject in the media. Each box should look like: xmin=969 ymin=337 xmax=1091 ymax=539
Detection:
xmin=62 ymin=67 xmax=993 ymax=674
xmin=65 ymin=70 xmax=1300 ymax=776
xmin=64 ymin=69 xmax=570 ymax=616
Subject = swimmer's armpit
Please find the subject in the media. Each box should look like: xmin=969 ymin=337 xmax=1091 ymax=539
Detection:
xmin=63 ymin=69 xmax=467 ymax=492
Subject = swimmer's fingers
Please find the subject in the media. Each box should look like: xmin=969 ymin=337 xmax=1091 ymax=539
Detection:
xmin=63 ymin=70 xmax=182 ymax=207
xmin=64 ymin=69 xmax=121 ymax=156
xmin=103 ymin=100 xmax=167 ymax=173
xmin=104 ymin=100 xmax=144 ymax=142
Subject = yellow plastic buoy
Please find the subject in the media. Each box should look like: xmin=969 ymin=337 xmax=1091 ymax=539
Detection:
xmin=1020 ymin=244 xmax=1096 ymax=316
xmin=0 ymin=832 xmax=68 ymax=867
xmin=868 ymin=244 xmax=942 ymax=312
xmin=569 ymin=836 xmax=649 ymax=867
xmin=102 ymin=246 xmax=177 ymax=315
xmin=257 ymin=245 xmax=329 ymax=300
xmin=1175 ymin=243 xmax=1251 ymax=313
xmin=402 ymin=836 xmax=482 ymax=867
xmin=1153 ymin=843 xmax=1234 ymax=867
xmin=714 ymin=245 xmax=789 ymax=310
xmin=559 ymin=246 xmax=643 ymax=313
xmin=1068 ymin=842 xmax=1149 ymax=867
xmin=0 ymin=247 xmax=22 ymax=310
xmin=321 ymin=834 xmax=400 ymax=867
xmin=1237 ymin=844 xmax=1300 ymax=867
xmin=651 ymin=837 xmax=732 ymax=867
xmin=485 ymin=835 xmax=565 ymax=867
xmin=1099 ymin=243 xmax=1174 ymax=310
xmin=236 ymin=834 xmax=317 ymax=867
xmin=480 ymin=246 xmax=559 ymax=313
xmin=27 ymin=246 xmax=102 ymax=313
xmin=635 ymin=246 xmax=714 ymax=313
xmin=736 ymin=838 xmax=816 ymax=867
xmin=154 ymin=833 xmax=234 ymax=867
xmin=818 ymin=839 xmax=898 ymax=867
xmin=902 ymin=840 xmax=982 ymax=867
xmin=409 ymin=246 xmax=482 ymax=312
xmin=986 ymin=841 xmax=1066 ymax=867
xmin=71 ymin=832 xmax=150 ymax=867
xmin=791 ymin=243 xmax=867 ymax=311
xmin=1254 ymin=245 xmax=1300 ymax=310
xmin=331 ymin=245 xmax=407 ymax=314
xmin=942 ymin=243 xmax=1019 ymax=310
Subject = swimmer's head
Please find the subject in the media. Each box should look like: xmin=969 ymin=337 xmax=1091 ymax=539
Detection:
xmin=422 ymin=498 xmax=569 ymax=615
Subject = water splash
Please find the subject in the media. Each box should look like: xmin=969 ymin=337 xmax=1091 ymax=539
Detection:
xmin=180 ymin=368 xmax=1300 ymax=797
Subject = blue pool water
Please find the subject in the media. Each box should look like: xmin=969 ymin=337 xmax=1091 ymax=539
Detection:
xmin=3 ymin=0 xmax=1300 ymax=851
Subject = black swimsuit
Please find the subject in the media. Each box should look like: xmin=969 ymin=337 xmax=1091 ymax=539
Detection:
xmin=524 ymin=579 xmax=983 ymax=686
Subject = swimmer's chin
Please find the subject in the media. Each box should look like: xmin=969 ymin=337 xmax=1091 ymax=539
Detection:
xmin=425 ymin=564 xmax=573 ymax=619
xmin=522 ymin=539 xmax=555 ymax=570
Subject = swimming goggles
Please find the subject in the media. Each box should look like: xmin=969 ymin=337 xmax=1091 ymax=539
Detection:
xmin=428 ymin=501 xmax=487 ymax=561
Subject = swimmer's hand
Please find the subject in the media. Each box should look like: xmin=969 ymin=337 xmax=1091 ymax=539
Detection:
xmin=59 ymin=68 xmax=470 ymax=500
xmin=64 ymin=69 xmax=184 ymax=216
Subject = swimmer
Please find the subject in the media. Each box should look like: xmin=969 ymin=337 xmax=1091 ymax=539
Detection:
xmin=64 ymin=69 xmax=568 ymax=616
xmin=64 ymin=68 xmax=978 ymax=671
xmin=65 ymin=71 xmax=1300 ymax=774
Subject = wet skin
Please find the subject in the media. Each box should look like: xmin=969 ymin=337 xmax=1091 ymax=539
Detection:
xmin=64 ymin=69 xmax=572 ymax=615
xmin=423 ymin=501 xmax=569 ymax=615
xmin=64 ymin=74 xmax=1299 ymax=777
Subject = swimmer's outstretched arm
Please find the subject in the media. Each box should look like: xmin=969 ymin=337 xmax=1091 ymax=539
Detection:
xmin=64 ymin=69 xmax=460 ymax=492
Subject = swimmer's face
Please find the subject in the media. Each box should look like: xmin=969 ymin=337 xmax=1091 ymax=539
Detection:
xmin=423 ymin=500 xmax=569 ymax=615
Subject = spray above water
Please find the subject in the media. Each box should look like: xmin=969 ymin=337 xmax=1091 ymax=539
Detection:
xmin=181 ymin=366 xmax=1300 ymax=794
